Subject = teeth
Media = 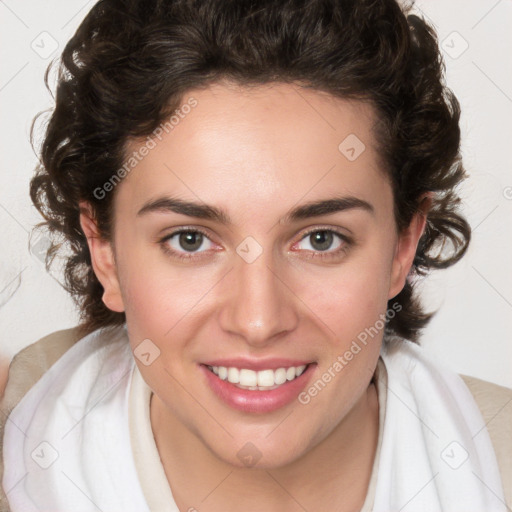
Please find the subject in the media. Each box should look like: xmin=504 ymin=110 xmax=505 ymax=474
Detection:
xmin=257 ymin=369 xmax=274 ymax=387
xmin=274 ymin=368 xmax=287 ymax=385
xmin=218 ymin=366 xmax=228 ymax=380
xmin=207 ymin=364 xmax=308 ymax=390
xmin=239 ymin=369 xmax=258 ymax=387
xmin=227 ymin=367 xmax=239 ymax=384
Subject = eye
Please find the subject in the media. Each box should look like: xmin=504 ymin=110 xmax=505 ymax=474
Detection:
xmin=159 ymin=227 xmax=351 ymax=262
xmin=293 ymin=229 xmax=350 ymax=259
xmin=160 ymin=229 xmax=215 ymax=259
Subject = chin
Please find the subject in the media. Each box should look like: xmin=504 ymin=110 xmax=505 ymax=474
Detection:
xmin=206 ymin=433 xmax=311 ymax=470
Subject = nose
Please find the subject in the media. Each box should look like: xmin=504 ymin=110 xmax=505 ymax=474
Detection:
xmin=218 ymin=248 xmax=299 ymax=347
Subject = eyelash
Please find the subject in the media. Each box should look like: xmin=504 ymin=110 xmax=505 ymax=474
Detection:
xmin=159 ymin=227 xmax=215 ymax=262
xmin=158 ymin=226 xmax=352 ymax=262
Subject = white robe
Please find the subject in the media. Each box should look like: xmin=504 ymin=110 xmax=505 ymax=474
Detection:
xmin=2 ymin=326 xmax=507 ymax=511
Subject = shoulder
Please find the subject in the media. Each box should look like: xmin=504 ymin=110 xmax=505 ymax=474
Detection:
xmin=460 ymin=373 xmax=512 ymax=508
xmin=0 ymin=327 xmax=85 ymax=511
xmin=1 ymin=327 xmax=85 ymax=411
xmin=1 ymin=326 xmax=133 ymax=511
xmin=1 ymin=325 xmax=129 ymax=415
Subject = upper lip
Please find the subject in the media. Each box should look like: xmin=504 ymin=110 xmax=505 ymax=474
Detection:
xmin=201 ymin=358 xmax=314 ymax=371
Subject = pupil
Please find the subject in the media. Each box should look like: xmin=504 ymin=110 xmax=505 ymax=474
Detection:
xmin=311 ymin=231 xmax=332 ymax=251
xmin=179 ymin=232 xmax=203 ymax=251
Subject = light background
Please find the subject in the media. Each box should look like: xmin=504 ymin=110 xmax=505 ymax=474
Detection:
xmin=0 ymin=0 xmax=511 ymax=387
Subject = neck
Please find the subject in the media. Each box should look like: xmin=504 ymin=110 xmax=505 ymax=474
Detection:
xmin=151 ymin=380 xmax=379 ymax=512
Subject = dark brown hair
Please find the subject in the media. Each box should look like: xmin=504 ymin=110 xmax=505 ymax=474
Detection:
xmin=30 ymin=0 xmax=470 ymax=342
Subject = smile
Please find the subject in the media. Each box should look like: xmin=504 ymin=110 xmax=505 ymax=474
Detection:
xmin=200 ymin=362 xmax=316 ymax=413
xmin=207 ymin=364 xmax=308 ymax=390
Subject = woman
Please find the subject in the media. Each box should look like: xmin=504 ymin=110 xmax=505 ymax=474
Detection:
xmin=1 ymin=0 xmax=510 ymax=511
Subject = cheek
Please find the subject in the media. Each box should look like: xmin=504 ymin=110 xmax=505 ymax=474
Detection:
xmin=116 ymin=221 xmax=396 ymax=346
xmin=116 ymin=241 xmax=223 ymax=344
xmin=120 ymin=267 xmax=203 ymax=335
xmin=297 ymin=247 xmax=394 ymax=341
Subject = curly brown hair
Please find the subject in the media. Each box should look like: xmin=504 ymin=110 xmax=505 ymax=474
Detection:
xmin=30 ymin=0 xmax=470 ymax=342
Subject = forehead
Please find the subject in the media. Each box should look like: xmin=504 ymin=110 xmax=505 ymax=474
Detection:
xmin=117 ymin=81 xmax=391 ymax=223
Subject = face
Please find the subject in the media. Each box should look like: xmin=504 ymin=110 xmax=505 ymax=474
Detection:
xmin=81 ymin=81 xmax=424 ymax=469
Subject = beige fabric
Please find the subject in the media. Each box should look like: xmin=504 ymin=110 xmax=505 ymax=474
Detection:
xmin=0 ymin=327 xmax=84 ymax=512
xmin=1 ymin=330 xmax=511 ymax=512
xmin=460 ymin=373 xmax=512 ymax=509
xmin=128 ymin=363 xmax=178 ymax=511
xmin=362 ymin=358 xmax=388 ymax=511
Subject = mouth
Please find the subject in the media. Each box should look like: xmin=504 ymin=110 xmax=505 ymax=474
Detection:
xmin=205 ymin=363 xmax=309 ymax=391
xmin=199 ymin=361 xmax=316 ymax=413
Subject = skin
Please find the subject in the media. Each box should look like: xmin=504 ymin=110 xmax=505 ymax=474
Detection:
xmin=80 ymin=81 xmax=427 ymax=512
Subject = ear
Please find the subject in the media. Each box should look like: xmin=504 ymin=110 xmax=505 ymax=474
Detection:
xmin=79 ymin=201 xmax=125 ymax=313
xmin=388 ymin=194 xmax=432 ymax=299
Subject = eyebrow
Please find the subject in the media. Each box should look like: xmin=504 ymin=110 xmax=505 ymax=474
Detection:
xmin=137 ymin=195 xmax=374 ymax=224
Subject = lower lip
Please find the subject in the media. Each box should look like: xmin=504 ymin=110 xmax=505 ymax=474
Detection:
xmin=199 ymin=363 xmax=316 ymax=414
